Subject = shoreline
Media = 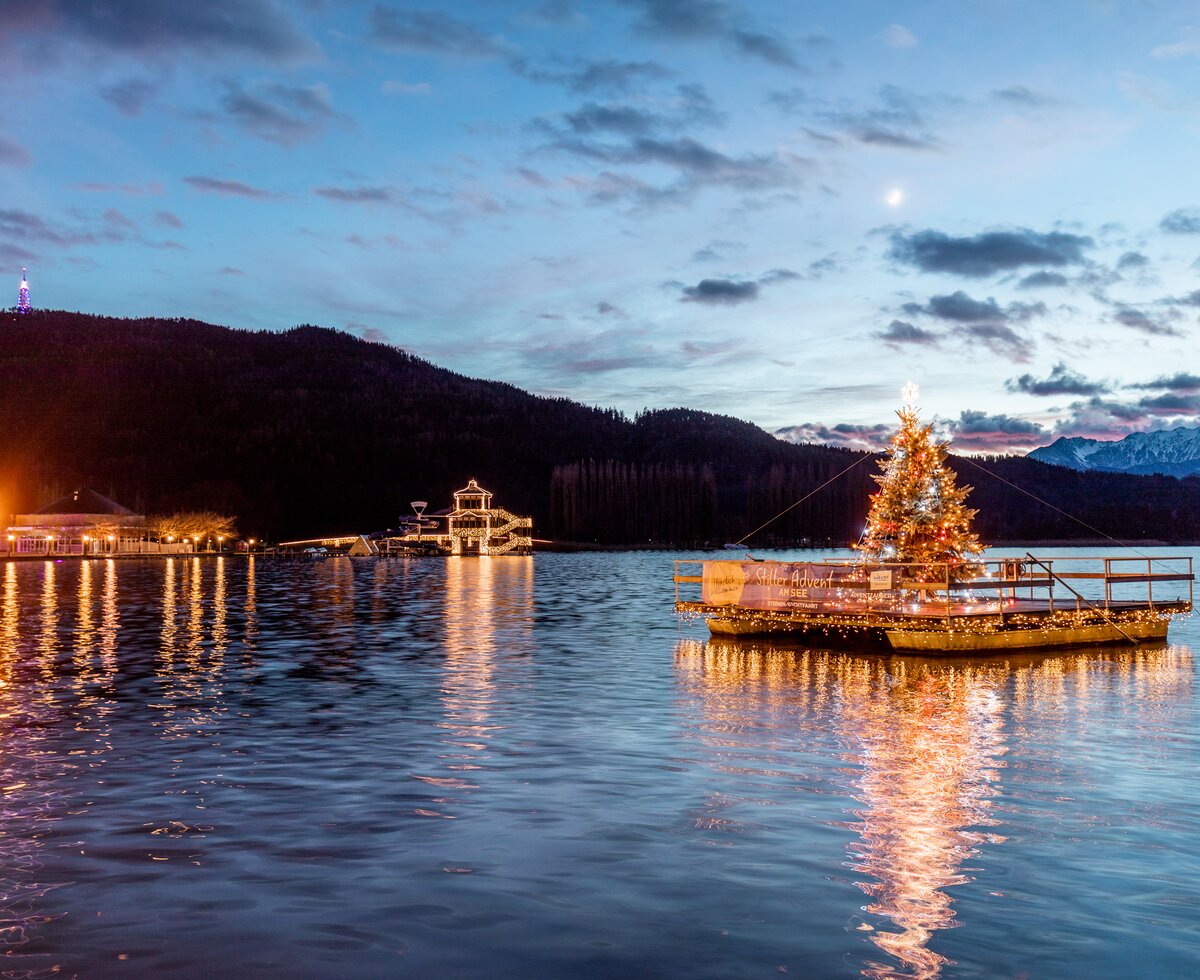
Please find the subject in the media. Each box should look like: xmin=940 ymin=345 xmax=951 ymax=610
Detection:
xmin=4 ymin=538 xmax=1196 ymax=563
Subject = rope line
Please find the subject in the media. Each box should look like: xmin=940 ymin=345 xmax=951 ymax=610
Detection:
xmin=734 ymin=452 xmax=875 ymax=546
xmin=955 ymin=455 xmax=1159 ymax=565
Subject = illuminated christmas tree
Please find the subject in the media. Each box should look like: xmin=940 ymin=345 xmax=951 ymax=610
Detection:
xmin=17 ymin=267 xmax=30 ymax=313
xmin=857 ymin=383 xmax=983 ymax=580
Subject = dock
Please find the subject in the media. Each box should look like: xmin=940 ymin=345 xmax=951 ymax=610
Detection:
xmin=674 ymin=555 xmax=1193 ymax=653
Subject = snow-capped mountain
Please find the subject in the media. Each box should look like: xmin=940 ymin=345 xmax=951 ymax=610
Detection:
xmin=1028 ymin=426 xmax=1200 ymax=477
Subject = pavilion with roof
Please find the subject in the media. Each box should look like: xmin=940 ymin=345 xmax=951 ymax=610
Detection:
xmin=445 ymin=479 xmax=533 ymax=555
xmin=6 ymin=488 xmax=149 ymax=555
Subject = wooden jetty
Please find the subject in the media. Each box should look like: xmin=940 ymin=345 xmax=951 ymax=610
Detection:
xmin=674 ymin=555 xmax=1193 ymax=653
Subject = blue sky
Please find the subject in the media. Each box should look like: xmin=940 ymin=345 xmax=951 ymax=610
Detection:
xmin=3 ymin=0 xmax=1200 ymax=452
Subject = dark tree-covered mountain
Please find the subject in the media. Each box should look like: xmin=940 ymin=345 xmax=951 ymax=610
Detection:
xmin=1 ymin=310 xmax=1198 ymax=544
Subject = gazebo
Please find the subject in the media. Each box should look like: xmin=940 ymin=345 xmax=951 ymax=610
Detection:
xmin=7 ymin=488 xmax=148 ymax=555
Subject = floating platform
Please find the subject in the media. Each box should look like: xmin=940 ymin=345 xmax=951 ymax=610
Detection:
xmin=675 ymin=555 xmax=1193 ymax=654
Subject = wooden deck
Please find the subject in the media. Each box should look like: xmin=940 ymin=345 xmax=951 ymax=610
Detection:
xmin=674 ymin=555 xmax=1194 ymax=653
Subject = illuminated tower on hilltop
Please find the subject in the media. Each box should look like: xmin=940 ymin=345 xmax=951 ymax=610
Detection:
xmin=17 ymin=268 xmax=30 ymax=312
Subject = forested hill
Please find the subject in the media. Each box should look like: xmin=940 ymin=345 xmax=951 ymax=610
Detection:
xmin=2 ymin=309 xmax=1198 ymax=544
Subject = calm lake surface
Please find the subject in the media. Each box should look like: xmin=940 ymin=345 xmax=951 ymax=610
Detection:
xmin=0 ymin=549 xmax=1197 ymax=978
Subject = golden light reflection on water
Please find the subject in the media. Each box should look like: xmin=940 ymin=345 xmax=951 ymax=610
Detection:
xmin=425 ymin=557 xmax=535 ymax=816
xmin=675 ymin=638 xmax=1193 ymax=979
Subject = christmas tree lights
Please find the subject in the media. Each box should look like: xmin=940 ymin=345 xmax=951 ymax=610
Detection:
xmin=857 ymin=384 xmax=984 ymax=581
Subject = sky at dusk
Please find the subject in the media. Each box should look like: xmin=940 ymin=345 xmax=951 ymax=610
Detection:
xmin=3 ymin=0 xmax=1200 ymax=453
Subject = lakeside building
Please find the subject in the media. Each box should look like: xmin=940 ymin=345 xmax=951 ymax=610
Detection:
xmin=280 ymin=479 xmax=533 ymax=556
xmin=444 ymin=479 xmax=533 ymax=556
xmin=5 ymin=488 xmax=181 ymax=556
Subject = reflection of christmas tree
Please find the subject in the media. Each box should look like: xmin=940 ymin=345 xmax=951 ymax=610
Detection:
xmin=857 ymin=384 xmax=983 ymax=580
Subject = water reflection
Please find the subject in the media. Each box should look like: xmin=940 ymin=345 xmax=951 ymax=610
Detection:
xmin=423 ymin=557 xmax=535 ymax=817
xmin=675 ymin=637 xmax=1193 ymax=979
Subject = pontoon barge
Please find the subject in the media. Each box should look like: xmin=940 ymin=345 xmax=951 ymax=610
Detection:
xmin=674 ymin=555 xmax=1193 ymax=653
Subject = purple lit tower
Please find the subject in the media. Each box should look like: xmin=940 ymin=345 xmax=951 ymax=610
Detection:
xmin=17 ymin=267 xmax=30 ymax=313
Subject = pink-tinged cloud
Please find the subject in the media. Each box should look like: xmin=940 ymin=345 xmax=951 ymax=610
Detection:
xmin=184 ymin=175 xmax=278 ymax=199
xmin=775 ymin=422 xmax=892 ymax=451
xmin=155 ymin=210 xmax=184 ymax=229
xmin=945 ymin=410 xmax=1049 ymax=451
xmin=75 ymin=181 xmax=164 ymax=195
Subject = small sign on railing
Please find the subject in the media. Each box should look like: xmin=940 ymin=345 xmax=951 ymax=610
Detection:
xmin=869 ymin=569 xmax=895 ymax=591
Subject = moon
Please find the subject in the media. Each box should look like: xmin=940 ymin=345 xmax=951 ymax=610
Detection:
xmin=885 ymin=187 xmax=905 ymax=207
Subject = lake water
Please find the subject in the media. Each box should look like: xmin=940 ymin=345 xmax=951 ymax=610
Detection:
xmin=0 ymin=549 xmax=1197 ymax=978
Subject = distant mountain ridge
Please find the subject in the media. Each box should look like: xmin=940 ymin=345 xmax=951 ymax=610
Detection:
xmin=1028 ymin=426 xmax=1200 ymax=477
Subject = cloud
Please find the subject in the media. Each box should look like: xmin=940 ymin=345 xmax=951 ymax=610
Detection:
xmin=314 ymin=185 xmax=394 ymax=203
xmin=775 ymin=422 xmax=893 ymax=451
xmin=1127 ymin=372 xmax=1200 ymax=392
xmin=219 ymin=266 xmax=246 ymax=275
xmin=74 ymin=181 xmax=162 ymax=195
xmin=103 ymin=207 xmax=138 ymax=231
xmin=511 ymin=57 xmax=671 ymax=94
xmin=540 ymin=83 xmax=719 ymax=139
xmin=953 ymin=323 xmax=1035 ymax=362
xmin=1006 ymin=362 xmax=1110 ymax=396
xmin=680 ymin=278 xmax=759 ymax=304
xmin=1160 ymin=207 xmax=1200 ymax=234
xmin=876 ymin=318 xmax=939 ymax=347
xmin=382 ymin=80 xmax=431 ymax=95
xmin=907 ymin=291 xmax=1006 ymax=324
xmin=883 ymin=24 xmax=917 ymax=48
xmin=512 ymin=325 xmax=663 ymax=376
xmin=1115 ymin=250 xmax=1149 ymax=270
xmin=218 ymin=81 xmax=341 ymax=146
xmin=552 ymin=135 xmax=808 ymax=205
xmin=1151 ymin=29 xmax=1200 ymax=60
xmin=759 ymin=267 xmax=800 ymax=283
xmin=692 ymin=239 xmax=744 ymax=262
xmin=991 ymin=85 xmax=1058 ymax=107
xmin=887 ymin=227 xmax=1093 ymax=277
xmin=100 ymin=77 xmax=157 ymax=115
xmin=1162 ymin=289 xmax=1200 ymax=307
xmin=0 ymin=134 xmax=31 ymax=167
xmin=614 ymin=0 xmax=806 ymax=67
xmin=679 ymin=338 xmax=760 ymax=365
xmin=1052 ymin=393 xmax=1200 ymax=438
xmin=766 ymin=87 xmax=807 ymax=113
xmin=154 ymin=210 xmax=184 ymax=229
xmin=731 ymin=30 xmax=799 ymax=68
xmin=368 ymin=6 xmax=505 ymax=57
xmin=183 ymin=175 xmax=278 ymax=199
xmin=946 ymin=410 xmax=1048 ymax=450
xmin=595 ymin=301 xmax=628 ymax=318
xmin=814 ymin=84 xmax=941 ymax=150
xmin=903 ymin=290 xmax=1045 ymax=325
xmin=1017 ymin=270 xmax=1069 ymax=289
xmin=30 ymin=0 xmax=315 ymax=62
xmin=1111 ymin=305 xmax=1185 ymax=337
xmin=0 ymin=208 xmax=102 ymax=247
